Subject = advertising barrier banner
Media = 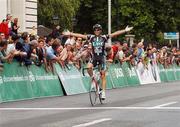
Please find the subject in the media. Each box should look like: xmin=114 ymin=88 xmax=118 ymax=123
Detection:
xmin=108 ymin=64 xmax=128 ymax=88
xmin=0 ymin=62 xmax=64 ymax=103
xmin=136 ymin=62 xmax=161 ymax=84
xmin=165 ymin=65 xmax=176 ymax=81
xmin=158 ymin=64 xmax=179 ymax=82
xmin=174 ymin=64 xmax=180 ymax=80
xmin=0 ymin=62 xmax=33 ymax=102
xmin=28 ymin=65 xmax=64 ymax=97
xmin=0 ymin=61 xmax=179 ymax=103
xmin=121 ymin=62 xmax=140 ymax=86
xmin=55 ymin=64 xmax=88 ymax=95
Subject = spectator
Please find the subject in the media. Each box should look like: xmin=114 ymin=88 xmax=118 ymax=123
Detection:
xmin=12 ymin=18 xmax=20 ymax=35
xmin=105 ymin=46 xmax=114 ymax=63
xmin=59 ymin=43 xmax=72 ymax=67
xmin=19 ymin=32 xmax=32 ymax=66
xmin=6 ymin=14 xmax=13 ymax=36
xmin=172 ymin=47 xmax=180 ymax=65
xmin=6 ymin=34 xmax=19 ymax=55
xmin=30 ymin=26 xmax=36 ymax=36
xmin=51 ymin=25 xmax=60 ymax=39
xmin=118 ymin=44 xmax=124 ymax=64
xmin=137 ymin=42 xmax=144 ymax=61
xmin=0 ymin=32 xmax=6 ymax=41
xmin=0 ymin=19 xmax=9 ymax=38
xmin=46 ymin=36 xmax=54 ymax=47
xmin=65 ymin=35 xmax=76 ymax=45
xmin=46 ymin=39 xmax=62 ymax=73
xmin=111 ymin=41 xmax=120 ymax=60
xmin=73 ymin=40 xmax=92 ymax=69
xmin=33 ymin=39 xmax=48 ymax=72
xmin=0 ymin=39 xmax=14 ymax=63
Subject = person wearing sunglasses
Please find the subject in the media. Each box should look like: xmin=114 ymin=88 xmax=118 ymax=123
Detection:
xmin=63 ymin=24 xmax=133 ymax=100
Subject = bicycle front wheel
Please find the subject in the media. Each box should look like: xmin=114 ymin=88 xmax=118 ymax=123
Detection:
xmin=89 ymin=81 xmax=98 ymax=106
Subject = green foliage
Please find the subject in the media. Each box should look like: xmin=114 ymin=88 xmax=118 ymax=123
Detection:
xmin=75 ymin=0 xmax=108 ymax=34
xmin=38 ymin=0 xmax=180 ymax=42
xmin=38 ymin=0 xmax=80 ymax=30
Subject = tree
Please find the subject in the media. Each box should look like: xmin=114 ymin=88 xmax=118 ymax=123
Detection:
xmin=75 ymin=0 xmax=108 ymax=34
xmin=38 ymin=0 xmax=180 ymax=43
xmin=38 ymin=0 xmax=80 ymax=30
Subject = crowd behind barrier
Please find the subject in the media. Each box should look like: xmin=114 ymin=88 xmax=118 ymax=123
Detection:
xmin=0 ymin=15 xmax=179 ymax=72
xmin=0 ymin=24 xmax=179 ymax=73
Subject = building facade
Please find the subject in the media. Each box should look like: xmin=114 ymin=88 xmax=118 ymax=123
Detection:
xmin=0 ymin=0 xmax=37 ymax=34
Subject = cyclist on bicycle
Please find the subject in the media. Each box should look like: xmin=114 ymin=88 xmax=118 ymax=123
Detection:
xmin=63 ymin=24 xmax=133 ymax=100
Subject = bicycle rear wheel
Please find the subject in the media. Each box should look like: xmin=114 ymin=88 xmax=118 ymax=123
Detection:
xmin=99 ymin=91 xmax=103 ymax=104
xmin=89 ymin=81 xmax=98 ymax=106
xmin=98 ymin=85 xmax=103 ymax=104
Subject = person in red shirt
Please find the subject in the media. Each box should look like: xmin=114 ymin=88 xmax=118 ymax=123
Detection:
xmin=106 ymin=41 xmax=121 ymax=62
xmin=111 ymin=41 xmax=121 ymax=60
xmin=0 ymin=20 xmax=9 ymax=39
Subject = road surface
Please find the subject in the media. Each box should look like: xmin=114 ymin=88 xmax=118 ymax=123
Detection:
xmin=1 ymin=81 xmax=180 ymax=127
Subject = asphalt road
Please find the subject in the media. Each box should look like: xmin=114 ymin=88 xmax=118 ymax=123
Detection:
xmin=1 ymin=81 xmax=180 ymax=127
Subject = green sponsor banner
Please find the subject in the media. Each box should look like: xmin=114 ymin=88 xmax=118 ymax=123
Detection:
xmin=0 ymin=62 xmax=64 ymax=103
xmin=108 ymin=64 xmax=127 ymax=88
xmin=177 ymin=65 xmax=180 ymax=80
xmin=55 ymin=64 xmax=88 ymax=95
xmin=0 ymin=62 xmax=33 ymax=102
xmin=81 ymin=75 xmax=91 ymax=91
xmin=173 ymin=64 xmax=180 ymax=80
xmin=121 ymin=62 xmax=140 ymax=86
xmin=28 ymin=65 xmax=64 ymax=97
xmin=106 ymin=72 xmax=114 ymax=89
xmin=158 ymin=64 xmax=168 ymax=82
xmin=165 ymin=65 xmax=176 ymax=81
xmin=176 ymin=64 xmax=180 ymax=80
xmin=0 ymin=75 xmax=2 ymax=103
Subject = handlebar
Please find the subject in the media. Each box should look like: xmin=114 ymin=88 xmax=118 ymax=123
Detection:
xmin=82 ymin=67 xmax=99 ymax=76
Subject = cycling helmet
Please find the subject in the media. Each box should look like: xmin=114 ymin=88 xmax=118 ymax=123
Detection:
xmin=93 ymin=24 xmax=102 ymax=30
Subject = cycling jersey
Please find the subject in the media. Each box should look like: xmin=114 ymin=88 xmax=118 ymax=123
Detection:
xmin=87 ymin=34 xmax=109 ymax=59
xmin=87 ymin=34 xmax=109 ymax=70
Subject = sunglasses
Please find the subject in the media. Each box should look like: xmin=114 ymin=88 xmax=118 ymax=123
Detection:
xmin=94 ymin=29 xmax=101 ymax=32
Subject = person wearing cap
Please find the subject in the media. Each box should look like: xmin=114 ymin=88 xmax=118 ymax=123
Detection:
xmin=63 ymin=24 xmax=133 ymax=100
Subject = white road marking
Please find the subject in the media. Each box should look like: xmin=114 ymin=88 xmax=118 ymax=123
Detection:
xmin=149 ymin=102 xmax=177 ymax=109
xmin=72 ymin=118 xmax=112 ymax=127
xmin=1 ymin=106 xmax=180 ymax=110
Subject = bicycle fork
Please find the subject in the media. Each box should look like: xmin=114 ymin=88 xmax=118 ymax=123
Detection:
xmin=92 ymin=78 xmax=101 ymax=96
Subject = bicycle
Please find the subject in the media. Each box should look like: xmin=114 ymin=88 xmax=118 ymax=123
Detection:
xmin=82 ymin=65 xmax=103 ymax=106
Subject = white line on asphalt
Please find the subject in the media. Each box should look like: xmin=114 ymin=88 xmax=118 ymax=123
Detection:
xmin=1 ymin=106 xmax=180 ymax=110
xmin=72 ymin=118 xmax=112 ymax=127
xmin=149 ymin=102 xmax=177 ymax=109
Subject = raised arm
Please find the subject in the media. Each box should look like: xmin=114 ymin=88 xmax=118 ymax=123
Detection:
xmin=62 ymin=31 xmax=87 ymax=40
xmin=109 ymin=26 xmax=133 ymax=38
